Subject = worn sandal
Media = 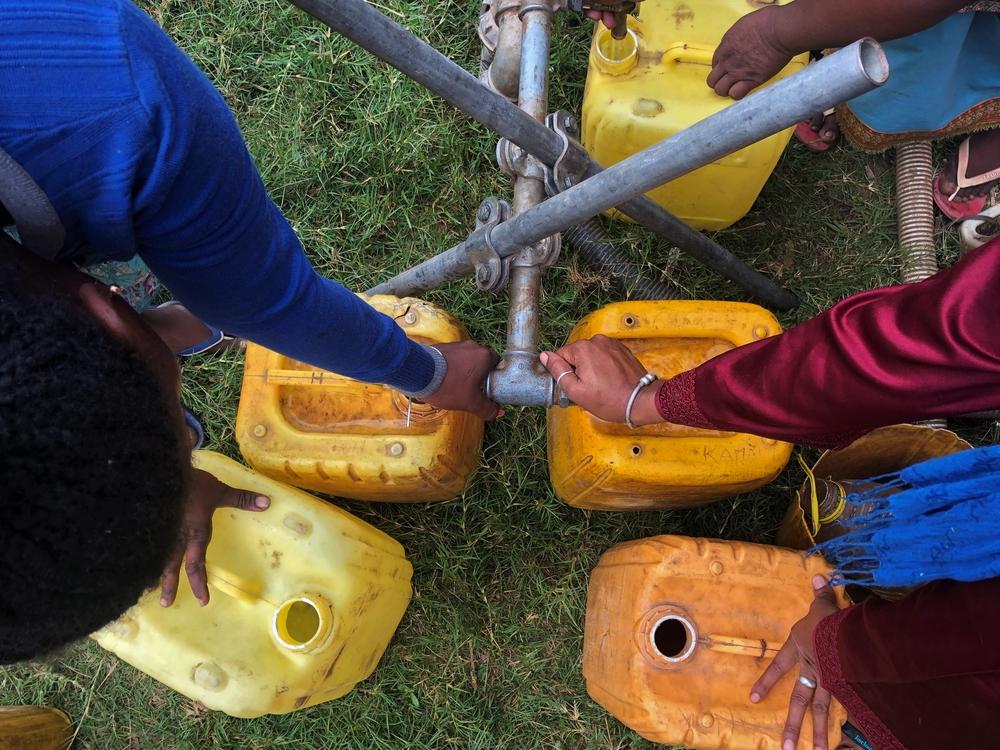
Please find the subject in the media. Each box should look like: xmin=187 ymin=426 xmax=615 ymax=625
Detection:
xmin=933 ymin=136 xmax=1000 ymax=221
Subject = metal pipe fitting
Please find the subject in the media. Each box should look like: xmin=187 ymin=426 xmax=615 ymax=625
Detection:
xmin=486 ymin=351 xmax=569 ymax=406
xmin=370 ymin=39 xmax=889 ymax=298
xmin=486 ymin=1 xmax=523 ymax=99
xmin=488 ymin=3 xmax=556 ymax=405
xmin=289 ymin=0 xmax=801 ymax=309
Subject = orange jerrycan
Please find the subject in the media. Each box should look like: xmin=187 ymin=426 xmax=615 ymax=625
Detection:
xmin=547 ymin=301 xmax=792 ymax=510
xmin=93 ymin=451 xmax=413 ymax=718
xmin=581 ymin=0 xmax=808 ymax=230
xmin=236 ymin=295 xmax=483 ymax=502
xmin=583 ymin=535 xmax=849 ymax=749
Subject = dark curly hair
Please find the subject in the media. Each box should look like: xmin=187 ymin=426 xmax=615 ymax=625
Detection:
xmin=0 ymin=281 xmax=187 ymax=664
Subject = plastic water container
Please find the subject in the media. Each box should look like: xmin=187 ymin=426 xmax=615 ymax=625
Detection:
xmin=581 ymin=0 xmax=809 ymax=230
xmin=93 ymin=451 xmax=413 ymax=718
xmin=547 ymin=301 xmax=792 ymax=510
xmin=236 ymin=295 xmax=483 ymax=502
xmin=583 ymin=535 xmax=848 ymax=749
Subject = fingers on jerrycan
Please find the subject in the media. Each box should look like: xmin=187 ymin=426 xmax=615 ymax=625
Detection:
xmin=93 ymin=451 xmax=413 ymax=718
xmin=581 ymin=0 xmax=809 ymax=230
xmin=583 ymin=535 xmax=850 ymax=750
xmin=548 ymin=301 xmax=793 ymax=510
xmin=236 ymin=295 xmax=484 ymax=502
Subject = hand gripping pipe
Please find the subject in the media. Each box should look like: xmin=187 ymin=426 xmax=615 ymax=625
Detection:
xmin=289 ymin=0 xmax=799 ymax=310
xmin=365 ymin=39 xmax=888 ymax=318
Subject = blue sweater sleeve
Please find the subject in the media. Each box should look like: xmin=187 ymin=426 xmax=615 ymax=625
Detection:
xmin=120 ymin=2 xmax=435 ymax=392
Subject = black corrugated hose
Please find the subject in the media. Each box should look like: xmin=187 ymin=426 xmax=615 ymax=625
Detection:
xmin=564 ymin=219 xmax=685 ymax=300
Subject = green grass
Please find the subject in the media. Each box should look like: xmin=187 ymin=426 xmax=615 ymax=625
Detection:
xmin=2 ymin=1 xmax=996 ymax=748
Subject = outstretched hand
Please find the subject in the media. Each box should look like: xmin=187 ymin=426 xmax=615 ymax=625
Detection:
xmin=540 ymin=335 xmax=660 ymax=425
xmin=423 ymin=340 xmax=501 ymax=421
xmin=707 ymin=6 xmax=795 ymax=100
xmin=750 ymin=575 xmax=842 ymax=750
xmin=160 ymin=469 xmax=270 ymax=607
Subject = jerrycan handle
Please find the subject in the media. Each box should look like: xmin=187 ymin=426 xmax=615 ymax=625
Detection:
xmin=206 ymin=568 xmax=263 ymax=604
xmin=662 ymin=43 xmax=715 ymax=68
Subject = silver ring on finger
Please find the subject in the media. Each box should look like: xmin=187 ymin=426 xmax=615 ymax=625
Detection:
xmin=555 ymin=370 xmax=574 ymax=387
xmin=798 ymin=675 xmax=817 ymax=690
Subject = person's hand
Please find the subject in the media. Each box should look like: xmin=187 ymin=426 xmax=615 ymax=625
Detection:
xmin=540 ymin=335 xmax=660 ymax=425
xmin=707 ymin=6 xmax=795 ymax=100
xmin=586 ymin=9 xmax=617 ymax=29
xmin=160 ymin=469 xmax=270 ymax=607
xmin=423 ymin=340 xmax=501 ymax=421
xmin=750 ymin=575 xmax=842 ymax=750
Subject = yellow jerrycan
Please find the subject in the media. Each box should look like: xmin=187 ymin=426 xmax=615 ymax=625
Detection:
xmin=547 ymin=301 xmax=792 ymax=510
xmin=583 ymin=535 xmax=849 ymax=749
xmin=236 ymin=295 xmax=484 ymax=502
xmin=0 ymin=706 xmax=72 ymax=750
xmin=776 ymin=424 xmax=972 ymax=550
xmin=581 ymin=0 xmax=809 ymax=230
xmin=93 ymin=451 xmax=413 ymax=718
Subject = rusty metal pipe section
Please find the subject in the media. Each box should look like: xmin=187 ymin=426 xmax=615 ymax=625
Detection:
xmin=485 ymin=1 xmax=523 ymax=99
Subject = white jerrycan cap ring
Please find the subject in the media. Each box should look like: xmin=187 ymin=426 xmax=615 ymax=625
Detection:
xmin=272 ymin=593 xmax=335 ymax=653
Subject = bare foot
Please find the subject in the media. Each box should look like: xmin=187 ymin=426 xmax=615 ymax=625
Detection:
xmin=808 ymin=110 xmax=840 ymax=145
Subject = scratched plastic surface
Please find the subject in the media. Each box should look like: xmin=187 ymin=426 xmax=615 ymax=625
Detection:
xmin=581 ymin=0 xmax=808 ymax=230
xmin=93 ymin=452 xmax=413 ymax=718
xmin=236 ymin=295 xmax=483 ymax=502
xmin=547 ymin=301 xmax=792 ymax=510
xmin=583 ymin=535 xmax=848 ymax=749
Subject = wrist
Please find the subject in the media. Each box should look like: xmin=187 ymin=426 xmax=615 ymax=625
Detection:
xmin=628 ymin=382 xmax=663 ymax=427
xmin=760 ymin=3 xmax=805 ymax=58
xmin=397 ymin=344 xmax=447 ymax=400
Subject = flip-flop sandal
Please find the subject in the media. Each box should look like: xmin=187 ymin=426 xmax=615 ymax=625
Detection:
xmin=154 ymin=300 xmax=242 ymax=357
xmin=794 ymin=108 xmax=837 ymax=153
xmin=958 ymin=204 xmax=1000 ymax=253
xmin=933 ymin=136 xmax=1000 ymax=221
xmin=183 ymin=407 xmax=205 ymax=450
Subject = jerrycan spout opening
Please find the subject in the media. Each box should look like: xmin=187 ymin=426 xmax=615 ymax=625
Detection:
xmin=650 ymin=614 xmax=697 ymax=663
xmin=273 ymin=594 xmax=334 ymax=653
xmin=594 ymin=27 xmax=638 ymax=76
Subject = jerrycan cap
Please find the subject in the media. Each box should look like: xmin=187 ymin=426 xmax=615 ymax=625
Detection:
xmin=272 ymin=593 xmax=334 ymax=653
xmin=593 ymin=26 xmax=639 ymax=76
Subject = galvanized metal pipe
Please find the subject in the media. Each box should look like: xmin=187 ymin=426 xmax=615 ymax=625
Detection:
xmin=368 ymin=39 xmax=888 ymax=303
xmin=289 ymin=0 xmax=799 ymax=309
xmin=490 ymin=6 xmax=559 ymax=406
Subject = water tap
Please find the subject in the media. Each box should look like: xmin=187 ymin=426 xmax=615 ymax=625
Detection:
xmin=565 ymin=0 xmax=639 ymax=39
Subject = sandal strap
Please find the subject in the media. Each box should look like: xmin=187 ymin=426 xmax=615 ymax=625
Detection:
xmin=954 ymin=136 xmax=1000 ymax=190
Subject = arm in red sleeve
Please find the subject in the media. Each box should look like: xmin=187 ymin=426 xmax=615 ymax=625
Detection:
xmin=813 ymin=578 xmax=1000 ymax=750
xmin=656 ymin=238 xmax=1000 ymax=448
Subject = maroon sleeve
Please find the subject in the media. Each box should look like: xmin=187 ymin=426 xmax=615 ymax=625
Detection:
xmin=656 ymin=237 xmax=1000 ymax=448
xmin=813 ymin=578 xmax=1000 ymax=750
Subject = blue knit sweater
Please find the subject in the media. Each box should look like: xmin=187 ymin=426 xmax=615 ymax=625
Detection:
xmin=0 ymin=0 xmax=435 ymax=393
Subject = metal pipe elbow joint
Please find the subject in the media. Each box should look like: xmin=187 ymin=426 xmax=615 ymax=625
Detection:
xmin=486 ymin=351 xmax=570 ymax=407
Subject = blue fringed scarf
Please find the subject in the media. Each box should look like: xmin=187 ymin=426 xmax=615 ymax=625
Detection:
xmin=812 ymin=445 xmax=1000 ymax=588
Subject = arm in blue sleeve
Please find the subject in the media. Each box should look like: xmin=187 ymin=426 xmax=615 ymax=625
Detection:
xmin=121 ymin=3 xmax=435 ymax=393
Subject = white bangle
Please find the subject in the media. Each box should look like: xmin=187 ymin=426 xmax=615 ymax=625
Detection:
xmin=625 ymin=372 xmax=657 ymax=429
